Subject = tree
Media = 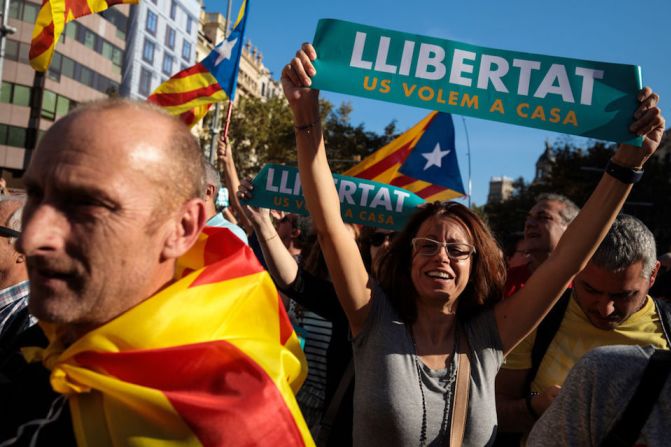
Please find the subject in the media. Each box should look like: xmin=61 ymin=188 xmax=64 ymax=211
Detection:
xmin=204 ymin=95 xmax=398 ymax=179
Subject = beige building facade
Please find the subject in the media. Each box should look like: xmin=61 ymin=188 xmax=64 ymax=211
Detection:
xmin=0 ymin=0 xmax=129 ymax=185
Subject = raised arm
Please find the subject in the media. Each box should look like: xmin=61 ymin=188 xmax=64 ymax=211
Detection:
xmin=218 ymin=135 xmax=253 ymax=234
xmin=495 ymin=88 xmax=665 ymax=355
xmin=282 ymin=43 xmax=372 ymax=335
xmin=238 ymin=179 xmax=298 ymax=289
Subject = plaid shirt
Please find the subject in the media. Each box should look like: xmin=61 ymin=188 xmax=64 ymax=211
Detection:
xmin=0 ymin=280 xmax=34 ymax=340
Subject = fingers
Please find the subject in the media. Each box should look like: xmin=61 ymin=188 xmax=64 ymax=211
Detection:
xmin=237 ymin=178 xmax=254 ymax=201
xmin=301 ymin=42 xmax=317 ymax=61
xmin=634 ymin=87 xmax=660 ymax=120
xmin=291 ymin=50 xmax=314 ymax=87
xmin=630 ymin=106 xmax=664 ymax=138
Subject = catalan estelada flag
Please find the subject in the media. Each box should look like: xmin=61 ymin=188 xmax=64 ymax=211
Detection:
xmin=30 ymin=0 xmax=137 ymax=72
xmin=25 ymin=226 xmax=313 ymax=446
xmin=148 ymin=0 xmax=249 ymax=127
xmin=344 ymin=112 xmax=466 ymax=202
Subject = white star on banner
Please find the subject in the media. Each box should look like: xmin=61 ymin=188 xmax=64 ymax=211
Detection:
xmin=214 ymin=37 xmax=238 ymax=66
xmin=421 ymin=143 xmax=451 ymax=170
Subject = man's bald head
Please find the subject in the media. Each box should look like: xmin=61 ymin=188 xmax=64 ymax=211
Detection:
xmin=45 ymin=99 xmax=205 ymax=212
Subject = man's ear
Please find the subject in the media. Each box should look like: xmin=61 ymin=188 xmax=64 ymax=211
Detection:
xmin=161 ymin=198 xmax=207 ymax=260
xmin=205 ymin=184 xmax=217 ymax=201
xmin=648 ymin=260 xmax=661 ymax=288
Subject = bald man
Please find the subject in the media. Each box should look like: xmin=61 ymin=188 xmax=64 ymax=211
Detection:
xmin=1 ymin=99 xmax=308 ymax=445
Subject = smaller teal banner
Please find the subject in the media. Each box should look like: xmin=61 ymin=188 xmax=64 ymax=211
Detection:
xmin=311 ymin=19 xmax=643 ymax=146
xmin=243 ymin=164 xmax=426 ymax=230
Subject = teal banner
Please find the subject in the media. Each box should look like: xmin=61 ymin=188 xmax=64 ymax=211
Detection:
xmin=243 ymin=164 xmax=426 ymax=230
xmin=311 ymin=19 xmax=643 ymax=146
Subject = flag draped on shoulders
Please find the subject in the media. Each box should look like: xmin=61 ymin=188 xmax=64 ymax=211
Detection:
xmin=25 ymin=226 xmax=313 ymax=447
xmin=30 ymin=0 xmax=137 ymax=72
xmin=345 ymin=111 xmax=466 ymax=202
xmin=148 ymin=0 xmax=249 ymax=127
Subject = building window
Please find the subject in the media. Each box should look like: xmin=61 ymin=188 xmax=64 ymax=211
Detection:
xmin=0 ymin=82 xmax=31 ymax=107
xmin=162 ymin=54 xmax=174 ymax=76
xmin=0 ymin=123 xmax=27 ymax=148
xmin=142 ymin=39 xmax=155 ymax=63
xmin=139 ymin=68 xmax=153 ymax=96
xmin=165 ymin=26 xmax=175 ymax=49
xmin=186 ymin=16 xmax=192 ymax=34
xmin=170 ymin=1 xmax=176 ymax=20
xmin=145 ymin=10 xmax=158 ymax=35
xmin=181 ymin=40 xmax=191 ymax=62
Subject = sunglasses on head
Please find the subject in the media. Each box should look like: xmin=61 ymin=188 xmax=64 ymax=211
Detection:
xmin=0 ymin=226 xmax=20 ymax=238
xmin=369 ymin=231 xmax=397 ymax=247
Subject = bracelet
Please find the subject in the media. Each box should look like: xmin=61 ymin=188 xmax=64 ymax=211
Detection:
xmin=263 ymin=233 xmax=279 ymax=242
xmin=294 ymin=120 xmax=319 ymax=134
xmin=525 ymin=393 xmax=541 ymax=420
xmin=604 ymin=159 xmax=644 ymax=184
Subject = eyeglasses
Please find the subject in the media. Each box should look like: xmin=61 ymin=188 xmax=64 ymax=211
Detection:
xmin=0 ymin=226 xmax=20 ymax=238
xmin=411 ymin=237 xmax=476 ymax=260
xmin=369 ymin=232 xmax=397 ymax=247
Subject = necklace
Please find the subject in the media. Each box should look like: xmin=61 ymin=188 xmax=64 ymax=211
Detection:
xmin=410 ymin=327 xmax=459 ymax=447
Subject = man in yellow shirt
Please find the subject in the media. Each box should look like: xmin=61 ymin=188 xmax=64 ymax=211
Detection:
xmin=495 ymin=214 xmax=671 ymax=443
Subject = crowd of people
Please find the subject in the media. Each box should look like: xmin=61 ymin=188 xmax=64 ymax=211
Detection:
xmin=0 ymin=41 xmax=667 ymax=447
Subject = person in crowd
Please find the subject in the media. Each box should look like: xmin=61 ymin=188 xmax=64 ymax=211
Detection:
xmin=496 ymin=214 xmax=671 ymax=442
xmin=359 ymin=226 xmax=397 ymax=276
xmin=282 ymin=42 xmax=665 ymax=446
xmin=504 ymin=194 xmax=579 ymax=297
xmin=528 ymin=345 xmax=671 ymax=446
xmin=0 ymin=99 xmax=309 ymax=445
xmin=0 ymin=196 xmax=33 ymax=351
xmin=202 ymin=157 xmax=248 ymax=243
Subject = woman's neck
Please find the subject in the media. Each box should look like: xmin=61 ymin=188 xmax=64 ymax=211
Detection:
xmin=412 ymin=303 xmax=457 ymax=350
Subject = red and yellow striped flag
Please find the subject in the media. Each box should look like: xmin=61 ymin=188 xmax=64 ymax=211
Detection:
xmin=147 ymin=64 xmax=227 ymax=127
xmin=344 ymin=111 xmax=465 ymax=202
xmin=27 ymin=226 xmax=313 ymax=446
xmin=30 ymin=0 xmax=137 ymax=72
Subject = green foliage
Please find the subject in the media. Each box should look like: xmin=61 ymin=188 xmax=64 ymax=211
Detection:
xmin=205 ymin=95 xmax=398 ymax=179
xmin=483 ymin=140 xmax=671 ymax=252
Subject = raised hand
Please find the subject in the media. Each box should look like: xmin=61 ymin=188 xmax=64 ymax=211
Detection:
xmin=281 ymin=43 xmax=320 ymax=121
xmin=237 ymin=178 xmax=271 ymax=228
xmin=614 ymin=87 xmax=665 ymax=168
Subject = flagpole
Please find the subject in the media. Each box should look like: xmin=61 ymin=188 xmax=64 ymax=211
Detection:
xmin=461 ymin=117 xmax=472 ymax=208
xmin=222 ymin=0 xmax=234 ymax=147
xmin=209 ymin=0 xmax=233 ymax=161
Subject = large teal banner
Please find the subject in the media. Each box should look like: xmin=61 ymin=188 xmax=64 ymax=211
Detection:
xmin=311 ymin=19 xmax=643 ymax=146
xmin=242 ymin=164 xmax=426 ymax=230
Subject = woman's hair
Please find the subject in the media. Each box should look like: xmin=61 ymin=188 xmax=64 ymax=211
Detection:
xmin=376 ymin=201 xmax=506 ymax=323
xmin=302 ymin=223 xmax=363 ymax=279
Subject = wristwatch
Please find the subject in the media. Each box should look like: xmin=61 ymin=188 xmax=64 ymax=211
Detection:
xmin=605 ymin=159 xmax=644 ymax=184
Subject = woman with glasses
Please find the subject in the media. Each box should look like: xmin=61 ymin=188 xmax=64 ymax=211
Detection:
xmin=282 ymin=43 xmax=665 ymax=446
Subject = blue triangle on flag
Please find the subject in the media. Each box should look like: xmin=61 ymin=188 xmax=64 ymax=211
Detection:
xmin=398 ymin=112 xmax=465 ymax=195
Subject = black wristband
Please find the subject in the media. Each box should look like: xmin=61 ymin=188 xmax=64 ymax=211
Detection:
xmin=526 ymin=393 xmax=541 ymax=420
xmin=605 ymin=159 xmax=644 ymax=184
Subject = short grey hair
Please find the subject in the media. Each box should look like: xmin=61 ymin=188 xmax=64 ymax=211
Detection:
xmin=590 ymin=214 xmax=657 ymax=278
xmin=0 ymin=194 xmax=26 ymax=244
xmin=536 ymin=193 xmax=579 ymax=225
xmin=202 ymin=157 xmax=220 ymax=199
